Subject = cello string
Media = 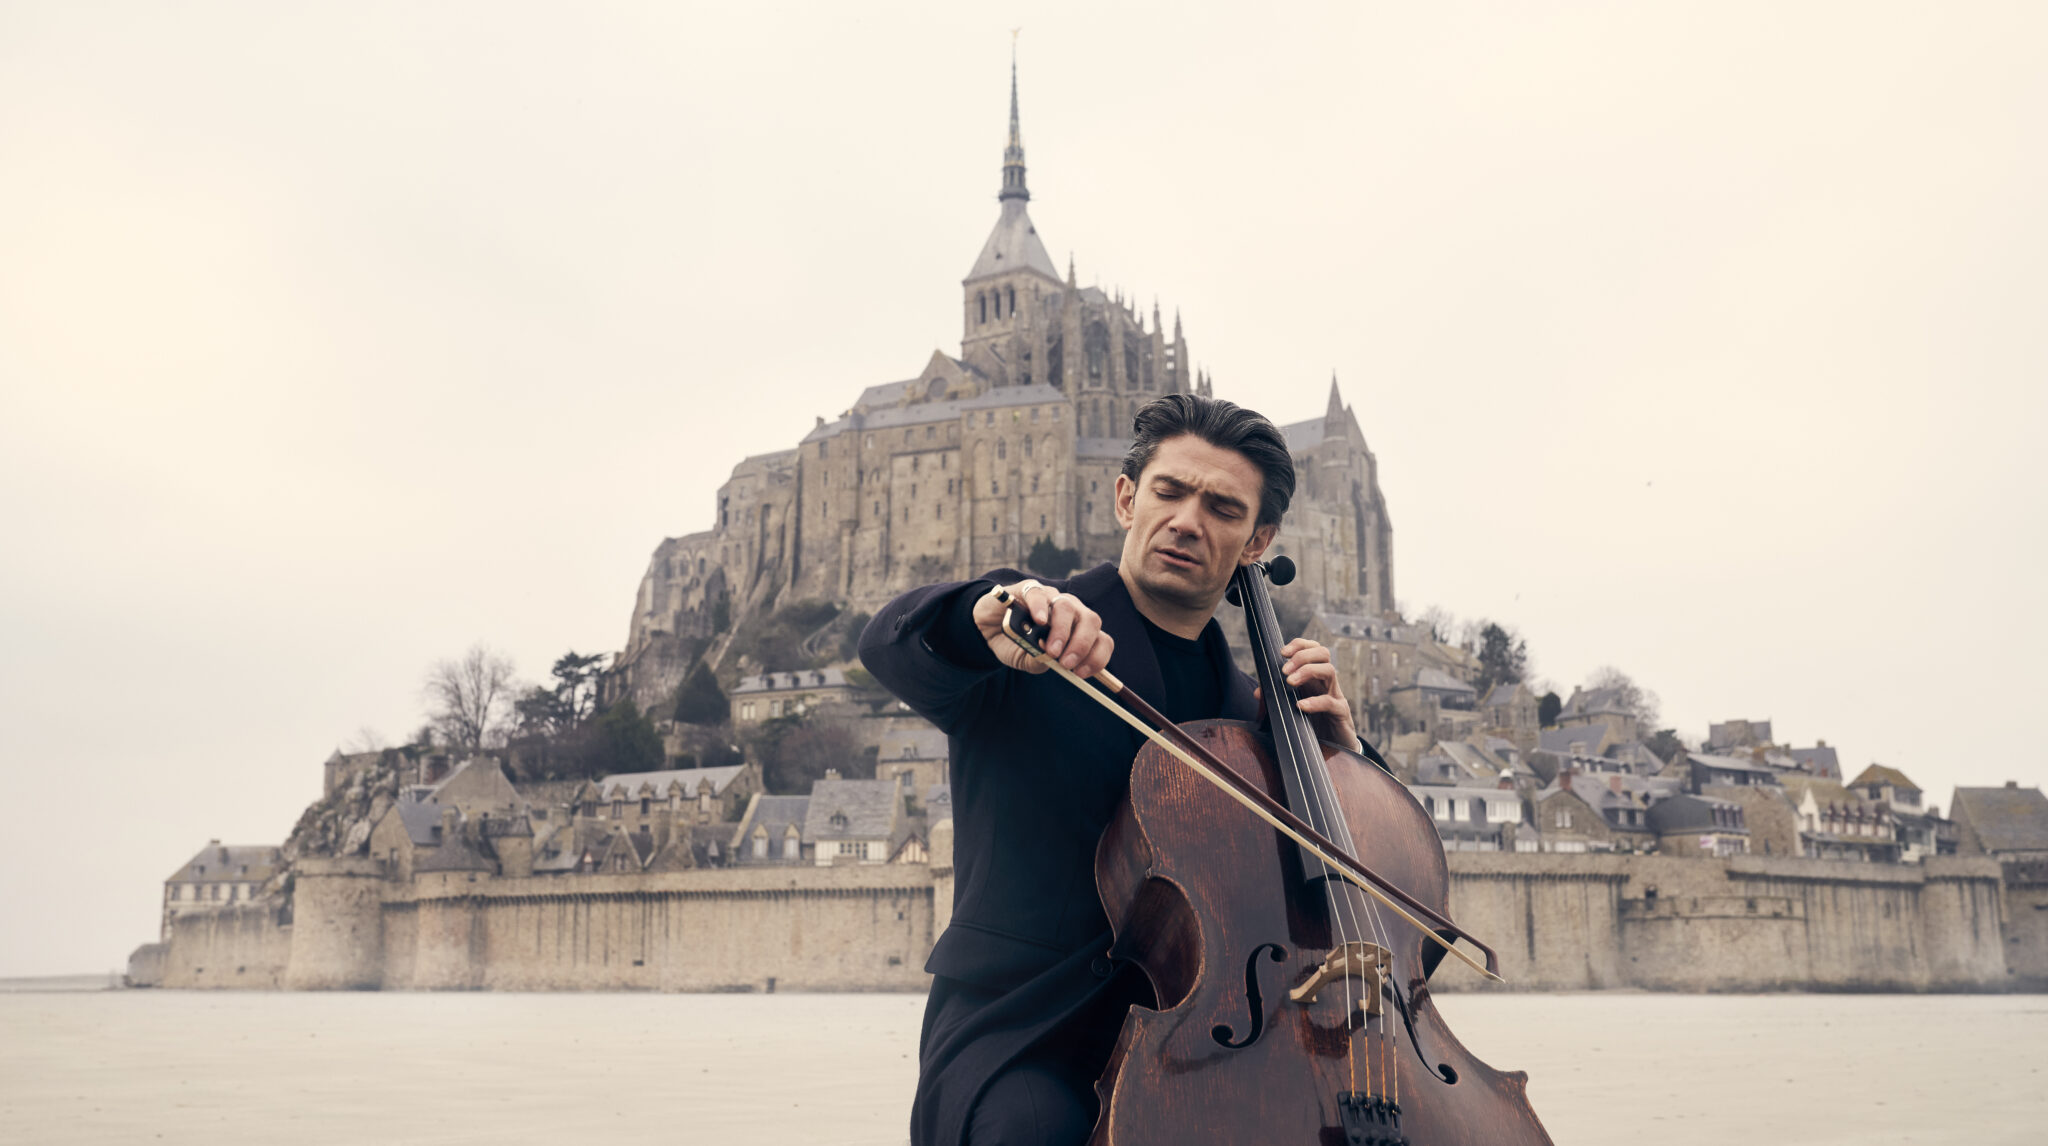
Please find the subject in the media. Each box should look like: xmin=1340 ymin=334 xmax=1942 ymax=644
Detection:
xmin=1252 ymin=567 xmax=1398 ymax=1101
xmin=1245 ymin=567 xmax=1371 ymax=1097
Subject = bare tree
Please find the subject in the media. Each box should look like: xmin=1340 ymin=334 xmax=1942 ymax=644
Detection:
xmin=1588 ymin=665 xmax=1661 ymax=733
xmin=423 ymin=644 xmax=518 ymax=752
xmin=343 ymin=725 xmax=387 ymax=754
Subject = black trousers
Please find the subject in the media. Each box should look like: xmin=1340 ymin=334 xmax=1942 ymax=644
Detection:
xmin=924 ymin=966 xmax=1149 ymax=1146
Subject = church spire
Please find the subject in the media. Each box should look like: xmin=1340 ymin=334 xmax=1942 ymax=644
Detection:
xmin=999 ymin=45 xmax=1029 ymax=202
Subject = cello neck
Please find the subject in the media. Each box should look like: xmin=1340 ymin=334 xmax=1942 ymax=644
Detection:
xmin=1233 ymin=561 xmax=1360 ymax=860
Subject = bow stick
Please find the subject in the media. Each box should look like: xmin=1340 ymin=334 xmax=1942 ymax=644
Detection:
xmin=996 ymin=591 xmax=1505 ymax=983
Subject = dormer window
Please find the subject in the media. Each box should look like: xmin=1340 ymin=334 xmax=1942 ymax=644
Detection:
xmin=831 ymin=811 xmax=849 ymax=830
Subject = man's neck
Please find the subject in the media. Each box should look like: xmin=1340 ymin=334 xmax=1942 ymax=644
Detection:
xmin=1117 ymin=563 xmax=1216 ymax=640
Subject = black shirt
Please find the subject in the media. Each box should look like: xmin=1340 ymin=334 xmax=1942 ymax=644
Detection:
xmin=929 ymin=582 xmax=1225 ymax=722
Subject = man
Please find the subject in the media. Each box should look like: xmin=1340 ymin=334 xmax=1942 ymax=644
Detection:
xmin=860 ymin=393 xmax=1372 ymax=1146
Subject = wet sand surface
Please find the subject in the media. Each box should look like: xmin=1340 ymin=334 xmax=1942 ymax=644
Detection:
xmin=2 ymin=990 xmax=2042 ymax=1144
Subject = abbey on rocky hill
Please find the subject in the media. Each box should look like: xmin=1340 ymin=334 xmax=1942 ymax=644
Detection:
xmin=614 ymin=60 xmax=1395 ymax=714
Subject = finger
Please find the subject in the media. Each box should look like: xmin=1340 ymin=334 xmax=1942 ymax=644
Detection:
xmin=1078 ymin=631 xmax=1114 ymax=679
xmin=1015 ymin=580 xmax=1049 ymax=625
xmin=1287 ymin=661 xmax=1338 ymax=694
xmin=1061 ymin=606 xmax=1103 ymax=671
xmin=1280 ymin=642 xmax=1329 ymax=677
xmin=1042 ymin=592 xmax=1076 ymax=656
xmin=1296 ymin=694 xmax=1349 ymax=717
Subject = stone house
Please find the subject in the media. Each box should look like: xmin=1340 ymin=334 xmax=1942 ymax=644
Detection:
xmin=1389 ymin=668 xmax=1479 ymax=741
xmin=1849 ymin=764 xmax=1951 ymax=860
xmin=731 ymin=793 xmax=812 ymax=865
xmin=1526 ymin=784 xmax=1609 ymax=853
xmin=804 ymin=776 xmax=905 ymax=865
xmin=1561 ymin=772 xmax=1665 ymax=851
xmin=1685 ymin=752 xmax=1784 ymax=792
xmin=1705 ymin=718 xmax=1773 ymax=752
xmin=1699 ymin=783 xmax=1801 ymax=859
xmin=1949 ymin=782 xmax=2048 ymax=863
xmin=731 ymin=669 xmax=859 ymax=725
xmin=1557 ymin=686 xmax=1640 ymax=743
xmin=1780 ymin=776 xmax=1903 ymax=863
xmin=582 ymin=763 xmax=760 ymax=825
xmin=1405 ymin=783 xmax=1528 ymax=852
xmin=1479 ymin=682 xmax=1539 ymax=752
xmin=161 ymin=842 xmax=283 ymax=938
xmin=1303 ymin=611 xmax=1427 ymax=740
xmin=875 ymin=725 xmax=948 ymax=806
xmin=1646 ymin=794 xmax=1751 ymax=858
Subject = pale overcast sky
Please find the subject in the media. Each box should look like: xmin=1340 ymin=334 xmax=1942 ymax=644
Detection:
xmin=2 ymin=2 xmax=2042 ymax=976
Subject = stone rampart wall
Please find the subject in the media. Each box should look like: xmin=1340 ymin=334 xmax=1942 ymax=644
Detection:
xmin=1429 ymin=853 xmax=2011 ymax=993
xmin=160 ymin=904 xmax=290 ymax=989
xmin=157 ymin=850 xmax=2027 ymax=993
xmin=377 ymin=866 xmax=937 ymax=992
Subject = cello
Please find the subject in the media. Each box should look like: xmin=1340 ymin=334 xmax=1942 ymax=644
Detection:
xmin=995 ymin=556 xmax=1552 ymax=1146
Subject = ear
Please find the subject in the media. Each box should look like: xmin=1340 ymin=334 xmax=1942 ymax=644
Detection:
xmin=1238 ymin=524 xmax=1278 ymax=566
xmin=1113 ymin=473 xmax=1138 ymax=531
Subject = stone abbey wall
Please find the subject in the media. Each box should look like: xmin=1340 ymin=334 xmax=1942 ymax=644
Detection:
xmin=163 ymin=851 xmax=2026 ymax=993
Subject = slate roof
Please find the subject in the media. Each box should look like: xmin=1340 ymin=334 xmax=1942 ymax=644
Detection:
xmin=803 ymin=778 xmax=900 ymax=842
xmin=734 ymin=669 xmax=851 ymax=695
xmin=1687 ymin=752 xmax=1781 ymax=776
xmin=412 ymin=817 xmax=494 ymax=873
xmin=1951 ymin=786 xmax=2048 ymax=854
xmin=1397 ymin=668 xmax=1476 ymax=697
xmin=877 ymin=727 xmax=948 ymax=762
xmin=925 ymin=784 xmax=952 ymax=816
xmin=1646 ymin=794 xmax=1746 ymax=834
xmin=965 ymin=199 xmax=1061 ymax=282
xmin=595 ymin=765 xmax=749 ymax=802
xmin=1315 ymin=611 xmax=1414 ymax=642
xmin=1849 ymin=764 xmax=1921 ymax=793
xmin=1561 ymin=687 xmax=1630 ymax=718
xmin=1539 ymin=726 xmax=1612 ymax=755
xmin=1076 ymin=437 xmax=1130 ymax=460
xmin=394 ymin=798 xmax=445 ymax=847
xmin=1483 ymin=684 xmax=1524 ymax=708
xmin=731 ymin=795 xmax=812 ymax=865
xmin=166 ymin=843 xmax=284 ymax=884
xmin=1788 ymin=745 xmax=1842 ymax=778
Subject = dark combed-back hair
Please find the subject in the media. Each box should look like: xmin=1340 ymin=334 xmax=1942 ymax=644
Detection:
xmin=1120 ymin=394 xmax=1296 ymax=528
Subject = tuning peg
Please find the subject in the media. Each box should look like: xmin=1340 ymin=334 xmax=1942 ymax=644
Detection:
xmin=1266 ymin=556 xmax=1296 ymax=586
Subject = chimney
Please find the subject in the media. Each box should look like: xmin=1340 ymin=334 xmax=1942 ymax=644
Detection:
xmin=824 ymin=768 xmax=841 ymax=781
xmin=2008 ymin=780 xmax=2019 ymax=789
xmin=439 ymin=807 xmax=461 ymax=843
xmin=1609 ymin=776 xmax=1624 ymax=794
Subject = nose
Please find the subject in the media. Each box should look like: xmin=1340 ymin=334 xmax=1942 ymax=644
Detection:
xmin=1165 ymin=499 xmax=1205 ymax=543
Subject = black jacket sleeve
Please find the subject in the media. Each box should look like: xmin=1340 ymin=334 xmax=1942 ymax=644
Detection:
xmin=857 ymin=568 xmax=1026 ymax=734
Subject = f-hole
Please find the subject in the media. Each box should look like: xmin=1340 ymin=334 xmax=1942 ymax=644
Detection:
xmin=1211 ymin=943 xmax=1285 ymax=1049
xmin=1389 ymin=978 xmax=1459 ymax=1085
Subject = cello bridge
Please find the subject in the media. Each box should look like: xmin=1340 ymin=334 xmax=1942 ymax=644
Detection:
xmin=1288 ymin=941 xmax=1390 ymax=1022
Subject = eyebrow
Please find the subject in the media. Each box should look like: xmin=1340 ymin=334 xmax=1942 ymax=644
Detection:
xmin=1151 ymin=473 xmax=1250 ymax=515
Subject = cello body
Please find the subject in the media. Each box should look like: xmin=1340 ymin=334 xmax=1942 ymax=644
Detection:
xmin=1090 ymin=719 xmax=1553 ymax=1145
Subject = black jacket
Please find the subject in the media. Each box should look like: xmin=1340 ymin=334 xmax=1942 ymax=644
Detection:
xmin=859 ymin=561 xmax=1258 ymax=1145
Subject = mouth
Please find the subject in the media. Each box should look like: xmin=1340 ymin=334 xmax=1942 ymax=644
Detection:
xmin=1154 ymin=546 xmax=1201 ymax=573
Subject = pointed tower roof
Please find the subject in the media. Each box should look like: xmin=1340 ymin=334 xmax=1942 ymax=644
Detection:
xmin=966 ymin=50 xmax=1060 ymax=284
xmin=1327 ymin=373 xmax=1345 ymax=419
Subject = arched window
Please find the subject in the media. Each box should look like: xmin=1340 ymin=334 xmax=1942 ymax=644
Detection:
xmin=1022 ymin=435 xmax=1033 ymax=457
xmin=993 ymin=290 xmax=1003 ymax=319
xmin=1007 ymin=285 xmax=1016 ymax=315
xmin=997 ymin=439 xmax=1007 ymax=460
xmin=978 ymin=293 xmax=987 ymax=324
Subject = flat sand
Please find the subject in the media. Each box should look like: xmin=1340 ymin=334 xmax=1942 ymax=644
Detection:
xmin=1 ymin=990 xmax=2041 ymax=1144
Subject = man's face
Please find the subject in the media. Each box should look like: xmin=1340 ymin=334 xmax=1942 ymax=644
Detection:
xmin=1115 ymin=434 xmax=1278 ymax=612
